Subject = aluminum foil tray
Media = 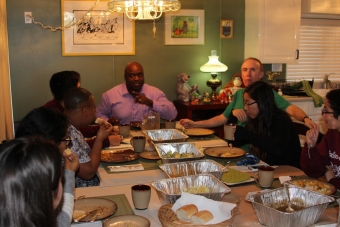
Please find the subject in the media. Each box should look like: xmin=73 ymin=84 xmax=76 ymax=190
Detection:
xmin=154 ymin=142 xmax=204 ymax=164
xmin=246 ymin=183 xmax=334 ymax=227
xmin=151 ymin=173 xmax=231 ymax=205
xmin=159 ymin=160 xmax=227 ymax=180
xmin=142 ymin=129 xmax=188 ymax=143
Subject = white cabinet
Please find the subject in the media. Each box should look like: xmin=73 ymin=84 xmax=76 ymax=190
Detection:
xmin=245 ymin=0 xmax=301 ymax=63
xmin=287 ymin=98 xmax=327 ymax=134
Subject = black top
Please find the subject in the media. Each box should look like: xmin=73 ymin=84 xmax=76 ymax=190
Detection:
xmin=234 ymin=111 xmax=301 ymax=168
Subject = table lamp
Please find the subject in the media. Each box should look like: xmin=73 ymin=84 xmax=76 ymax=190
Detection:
xmin=200 ymin=50 xmax=228 ymax=100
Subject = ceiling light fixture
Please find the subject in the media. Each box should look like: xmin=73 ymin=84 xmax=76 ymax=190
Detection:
xmin=107 ymin=0 xmax=181 ymax=20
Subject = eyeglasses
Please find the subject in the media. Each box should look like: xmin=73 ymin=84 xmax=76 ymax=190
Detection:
xmin=244 ymin=101 xmax=257 ymax=107
xmin=321 ymin=107 xmax=334 ymax=115
xmin=61 ymin=136 xmax=73 ymax=148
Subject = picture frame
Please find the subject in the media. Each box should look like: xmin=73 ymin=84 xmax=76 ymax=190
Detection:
xmin=220 ymin=20 xmax=233 ymax=39
xmin=165 ymin=9 xmax=205 ymax=45
xmin=62 ymin=0 xmax=135 ymax=56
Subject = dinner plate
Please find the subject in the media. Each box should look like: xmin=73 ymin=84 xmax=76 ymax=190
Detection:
xmin=139 ymin=151 xmax=160 ymax=160
xmin=101 ymin=149 xmax=139 ymax=163
xmin=185 ymin=128 xmax=215 ymax=136
xmin=286 ymin=179 xmax=336 ymax=195
xmin=73 ymin=198 xmax=117 ymax=222
xmin=103 ymin=215 xmax=150 ymax=227
xmin=204 ymin=146 xmax=246 ymax=158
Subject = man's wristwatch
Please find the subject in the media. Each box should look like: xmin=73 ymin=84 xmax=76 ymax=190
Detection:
xmin=302 ymin=116 xmax=311 ymax=123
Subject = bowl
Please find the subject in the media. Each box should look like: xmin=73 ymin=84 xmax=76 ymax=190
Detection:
xmin=246 ymin=183 xmax=334 ymax=227
xmin=154 ymin=142 xmax=204 ymax=164
xmin=151 ymin=173 xmax=231 ymax=205
xmin=159 ymin=160 xmax=227 ymax=180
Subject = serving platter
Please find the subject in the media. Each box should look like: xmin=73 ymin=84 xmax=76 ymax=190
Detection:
xmin=101 ymin=149 xmax=139 ymax=163
xmin=204 ymin=146 xmax=246 ymax=158
xmin=139 ymin=151 xmax=160 ymax=160
xmin=73 ymin=198 xmax=117 ymax=222
xmin=185 ymin=128 xmax=214 ymax=136
xmin=286 ymin=179 xmax=336 ymax=195
xmin=103 ymin=214 xmax=150 ymax=227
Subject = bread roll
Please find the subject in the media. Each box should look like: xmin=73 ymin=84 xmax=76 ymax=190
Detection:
xmin=176 ymin=204 xmax=198 ymax=221
xmin=191 ymin=210 xmax=214 ymax=224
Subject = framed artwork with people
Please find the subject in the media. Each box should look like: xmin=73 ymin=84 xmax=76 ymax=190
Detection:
xmin=62 ymin=0 xmax=135 ymax=56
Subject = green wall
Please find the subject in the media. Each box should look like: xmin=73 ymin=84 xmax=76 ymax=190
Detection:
xmin=7 ymin=0 xmax=245 ymax=121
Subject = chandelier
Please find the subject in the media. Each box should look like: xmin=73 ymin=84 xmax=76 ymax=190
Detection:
xmin=107 ymin=0 xmax=181 ymax=20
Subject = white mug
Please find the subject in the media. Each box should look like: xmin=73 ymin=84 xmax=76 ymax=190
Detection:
xmin=131 ymin=184 xmax=151 ymax=210
xmin=254 ymin=166 xmax=275 ymax=188
xmin=119 ymin=124 xmax=130 ymax=138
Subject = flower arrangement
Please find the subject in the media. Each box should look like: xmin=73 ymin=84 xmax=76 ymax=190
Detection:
xmin=266 ymin=71 xmax=281 ymax=81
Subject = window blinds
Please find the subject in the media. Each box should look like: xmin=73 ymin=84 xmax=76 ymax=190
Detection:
xmin=286 ymin=18 xmax=340 ymax=81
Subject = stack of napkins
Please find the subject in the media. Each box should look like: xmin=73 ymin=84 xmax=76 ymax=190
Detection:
xmin=108 ymin=164 xmax=144 ymax=172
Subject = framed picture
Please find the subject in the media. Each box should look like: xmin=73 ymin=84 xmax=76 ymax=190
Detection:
xmin=220 ymin=20 xmax=233 ymax=39
xmin=165 ymin=9 xmax=204 ymax=45
xmin=62 ymin=0 xmax=135 ymax=56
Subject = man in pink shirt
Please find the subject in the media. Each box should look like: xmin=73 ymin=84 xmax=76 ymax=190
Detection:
xmin=96 ymin=62 xmax=177 ymax=124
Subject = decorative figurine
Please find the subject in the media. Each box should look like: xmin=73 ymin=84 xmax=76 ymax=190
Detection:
xmin=203 ymin=91 xmax=211 ymax=104
xmin=218 ymin=88 xmax=232 ymax=103
xmin=176 ymin=72 xmax=198 ymax=102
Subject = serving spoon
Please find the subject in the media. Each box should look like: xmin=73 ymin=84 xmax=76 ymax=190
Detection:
xmin=285 ymin=184 xmax=294 ymax=212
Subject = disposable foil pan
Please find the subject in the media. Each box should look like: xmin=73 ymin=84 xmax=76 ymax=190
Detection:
xmin=151 ymin=173 xmax=231 ymax=205
xmin=246 ymin=183 xmax=334 ymax=227
xmin=159 ymin=160 xmax=227 ymax=180
xmin=154 ymin=142 xmax=204 ymax=164
xmin=142 ymin=129 xmax=188 ymax=143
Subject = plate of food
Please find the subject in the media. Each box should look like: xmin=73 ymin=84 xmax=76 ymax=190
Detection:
xmin=103 ymin=215 xmax=150 ymax=227
xmin=204 ymin=146 xmax=246 ymax=158
xmin=287 ymin=179 xmax=336 ymax=195
xmin=185 ymin=128 xmax=215 ymax=136
xmin=101 ymin=149 xmax=139 ymax=163
xmin=139 ymin=151 xmax=160 ymax=160
xmin=73 ymin=198 xmax=117 ymax=222
xmin=221 ymin=168 xmax=254 ymax=186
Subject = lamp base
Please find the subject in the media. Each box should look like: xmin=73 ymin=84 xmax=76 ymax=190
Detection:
xmin=206 ymin=74 xmax=222 ymax=101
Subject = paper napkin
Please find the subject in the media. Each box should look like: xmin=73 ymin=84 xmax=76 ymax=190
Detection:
xmin=172 ymin=192 xmax=236 ymax=225
xmin=108 ymin=164 xmax=144 ymax=172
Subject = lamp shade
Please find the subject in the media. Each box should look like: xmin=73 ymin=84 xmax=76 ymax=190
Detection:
xmin=200 ymin=50 xmax=228 ymax=73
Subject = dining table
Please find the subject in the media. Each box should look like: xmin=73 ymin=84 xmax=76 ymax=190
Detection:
xmin=71 ymin=127 xmax=339 ymax=227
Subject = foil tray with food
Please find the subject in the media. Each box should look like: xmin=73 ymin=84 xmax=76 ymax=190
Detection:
xmin=246 ymin=183 xmax=334 ymax=227
xmin=154 ymin=142 xmax=204 ymax=164
xmin=151 ymin=173 xmax=231 ymax=205
xmin=159 ymin=160 xmax=227 ymax=180
xmin=143 ymin=129 xmax=189 ymax=143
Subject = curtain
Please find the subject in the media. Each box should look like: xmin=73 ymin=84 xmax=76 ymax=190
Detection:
xmin=0 ymin=0 xmax=14 ymax=141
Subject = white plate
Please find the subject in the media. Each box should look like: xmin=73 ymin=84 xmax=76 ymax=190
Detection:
xmin=223 ymin=177 xmax=255 ymax=186
xmin=103 ymin=215 xmax=150 ymax=227
xmin=74 ymin=198 xmax=117 ymax=222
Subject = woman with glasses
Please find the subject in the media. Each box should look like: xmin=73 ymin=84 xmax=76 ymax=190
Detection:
xmin=16 ymin=107 xmax=79 ymax=227
xmin=232 ymin=81 xmax=301 ymax=168
xmin=301 ymin=89 xmax=340 ymax=189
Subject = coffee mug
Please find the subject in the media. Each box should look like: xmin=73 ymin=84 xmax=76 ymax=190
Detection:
xmin=119 ymin=124 xmax=130 ymax=138
xmin=254 ymin=166 xmax=275 ymax=188
xmin=131 ymin=184 xmax=151 ymax=210
xmin=130 ymin=136 xmax=146 ymax=153
xmin=224 ymin=123 xmax=237 ymax=140
xmin=165 ymin=119 xmax=176 ymax=129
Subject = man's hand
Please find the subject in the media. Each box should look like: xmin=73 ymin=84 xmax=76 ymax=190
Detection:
xmin=132 ymin=91 xmax=153 ymax=107
xmin=180 ymin=119 xmax=195 ymax=128
xmin=232 ymin=109 xmax=247 ymax=122
xmin=304 ymin=118 xmax=318 ymax=129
